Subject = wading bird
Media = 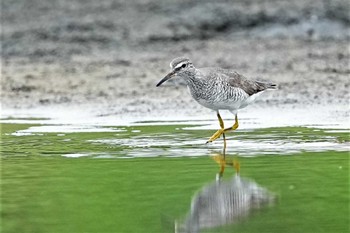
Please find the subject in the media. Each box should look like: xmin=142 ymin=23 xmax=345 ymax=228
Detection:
xmin=156 ymin=57 xmax=277 ymax=143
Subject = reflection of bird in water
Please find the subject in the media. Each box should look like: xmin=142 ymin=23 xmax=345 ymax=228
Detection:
xmin=175 ymin=153 xmax=275 ymax=233
xmin=156 ymin=57 xmax=277 ymax=143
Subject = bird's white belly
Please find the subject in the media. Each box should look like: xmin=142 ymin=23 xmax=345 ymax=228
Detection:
xmin=196 ymin=98 xmax=243 ymax=111
xmin=239 ymin=92 xmax=263 ymax=108
xmin=195 ymin=91 xmax=263 ymax=111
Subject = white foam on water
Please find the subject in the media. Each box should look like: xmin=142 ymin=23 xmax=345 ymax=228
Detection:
xmin=10 ymin=132 xmax=34 ymax=136
xmin=1 ymin=104 xmax=349 ymax=129
xmin=10 ymin=125 xmax=126 ymax=134
xmin=2 ymin=104 xmax=348 ymax=158
xmin=62 ymin=153 xmax=90 ymax=158
xmin=88 ymin=135 xmax=349 ymax=158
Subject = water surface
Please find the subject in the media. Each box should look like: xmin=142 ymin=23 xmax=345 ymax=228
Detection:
xmin=1 ymin=122 xmax=349 ymax=233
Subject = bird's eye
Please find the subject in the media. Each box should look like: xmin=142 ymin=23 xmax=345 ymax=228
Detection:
xmin=182 ymin=64 xmax=187 ymax=68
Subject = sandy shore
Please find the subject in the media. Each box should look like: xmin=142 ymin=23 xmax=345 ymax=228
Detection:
xmin=1 ymin=0 xmax=349 ymax=125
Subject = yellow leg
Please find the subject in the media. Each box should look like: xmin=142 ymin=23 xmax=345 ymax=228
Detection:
xmin=220 ymin=133 xmax=227 ymax=176
xmin=224 ymin=114 xmax=239 ymax=132
xmin=211 ymin=149 xmax=239 ymax=176
xmin=224 ymin=114 xmax=240 ymax=174
xmin=222 ymin=132 xmax=227 ymax=157
xmin=207 ymin=112 xmax=225 ymax=143
xmin=207 ymin=113 xmax=239 ymax=143
xmin=211 ymin=134 xmax=227 ymax=177
xmin=231 ymin=117 xmax=240 ymax=173
xmin=233 ymin=159 xmax=240 ymax=174
xmin=211 ymin=153 xmax=226 ymax=177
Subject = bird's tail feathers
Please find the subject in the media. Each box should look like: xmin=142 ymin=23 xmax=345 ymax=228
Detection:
xmin=256 ymin=81 xmax=278 ymax=90
xmin=265 ymin=83 xmax=277 ymax=89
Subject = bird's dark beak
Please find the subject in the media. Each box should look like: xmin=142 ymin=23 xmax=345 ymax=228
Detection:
xmin=156 ymin=71 xmax=175 ymax=87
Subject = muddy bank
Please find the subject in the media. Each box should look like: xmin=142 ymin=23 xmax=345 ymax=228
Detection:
xmin=1 ymin=0 xmax=350 ymax=121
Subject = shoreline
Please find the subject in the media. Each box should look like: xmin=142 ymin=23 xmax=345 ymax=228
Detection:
xmin=2 ymin=102 xmax=349 ymax=130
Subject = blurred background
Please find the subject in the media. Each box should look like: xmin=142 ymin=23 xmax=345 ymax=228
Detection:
xmin=1 ymin=0 xmax=349 ymax=118
xmin=1 ymin=2 xmax=349 ymax=233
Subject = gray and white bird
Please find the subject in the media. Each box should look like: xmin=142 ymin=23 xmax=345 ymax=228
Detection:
xmin=176 ymin=173 xmax=275 ymax=233
xmin=156 ymin=57 xmax=277 ymax=143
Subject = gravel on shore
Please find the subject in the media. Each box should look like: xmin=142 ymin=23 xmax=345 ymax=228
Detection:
xmin=1 ymin=0 xmax=349 ymax=123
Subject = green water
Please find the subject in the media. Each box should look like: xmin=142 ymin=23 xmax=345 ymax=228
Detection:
xmin=1 ymin=123 xmax=349 ymax=233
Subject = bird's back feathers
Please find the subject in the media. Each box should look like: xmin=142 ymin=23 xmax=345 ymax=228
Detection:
xmin=200 ymin=67 xmax=277 ymax=96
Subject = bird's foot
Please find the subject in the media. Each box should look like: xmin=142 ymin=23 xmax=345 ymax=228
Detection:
xmin=212 ymin=154 xmax=240 ymax=175
xmin=211 ymin=154 xmax=226 ymax=175
xmin=206 ymin=129 xmax=224 ymax=143
xmin=233 ymin=159 xmax=240 ymax=174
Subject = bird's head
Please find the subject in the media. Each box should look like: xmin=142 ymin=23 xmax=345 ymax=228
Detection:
xmin=156 ymin=57 xmax=194 ymax=87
